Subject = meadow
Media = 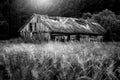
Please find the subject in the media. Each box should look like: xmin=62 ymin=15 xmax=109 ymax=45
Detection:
xmin=0 ymin=41 xmax=120 ymax=80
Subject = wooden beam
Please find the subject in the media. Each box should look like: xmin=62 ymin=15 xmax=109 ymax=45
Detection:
xmin=51 ymin=32 xmax=103 ymax=36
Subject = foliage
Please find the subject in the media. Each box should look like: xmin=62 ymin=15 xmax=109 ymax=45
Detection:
xmin=92 ymin=9 xmax=120 ymax=41
xmin=82 ymin=12 xmax=92 ymax=19
xmin=0 ymin=42 xmax=120 ymax=80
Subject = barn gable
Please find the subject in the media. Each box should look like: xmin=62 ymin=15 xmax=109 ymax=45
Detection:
xmin=20 ymin=14 xmax=50 ymax=32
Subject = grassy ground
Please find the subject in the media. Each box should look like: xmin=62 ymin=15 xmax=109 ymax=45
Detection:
xmin=0 ymin=41 xmax=120 ymax=80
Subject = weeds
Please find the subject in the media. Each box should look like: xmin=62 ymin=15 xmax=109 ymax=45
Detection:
xmin=0 ymin=41 xmax=120 ymax=80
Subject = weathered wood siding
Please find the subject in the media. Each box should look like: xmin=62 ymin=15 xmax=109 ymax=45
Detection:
xmin=20 ymin=15 xmax=51 ymax=41
xmin=50 ymin=33 xmax=103 ymax=42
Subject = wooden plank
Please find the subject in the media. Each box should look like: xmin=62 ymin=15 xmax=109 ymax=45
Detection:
xmin=50 ymin=32 xmax=103 ymax=36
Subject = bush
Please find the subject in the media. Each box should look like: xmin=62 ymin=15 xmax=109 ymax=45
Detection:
xmin=92 ymin=9 xmax=120 ymax=41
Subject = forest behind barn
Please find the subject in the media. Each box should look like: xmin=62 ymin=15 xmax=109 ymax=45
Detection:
xmin=0 ymin=0 xmax=120 ymax=41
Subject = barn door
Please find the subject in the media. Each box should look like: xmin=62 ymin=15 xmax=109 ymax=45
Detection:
xmin=29 ymin=23 xmax=37 ymax=32
xmin=34 ymin=23 xmax=37 ymax=32
xmin=29 ymin=23 xmax=32 ymax=32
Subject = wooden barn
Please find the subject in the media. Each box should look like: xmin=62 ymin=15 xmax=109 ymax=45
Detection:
xmin=19 ymin=14 xmax=106 ymax=42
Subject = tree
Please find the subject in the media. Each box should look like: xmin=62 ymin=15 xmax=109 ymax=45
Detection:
xmin=82 ymin=12 xmax=92 ymax=19
xmin=92 ymin=9 xmax=120 ymax=41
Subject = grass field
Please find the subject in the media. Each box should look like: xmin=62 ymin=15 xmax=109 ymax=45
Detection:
xmin=0 ymin=41 xmax=120 ymax=80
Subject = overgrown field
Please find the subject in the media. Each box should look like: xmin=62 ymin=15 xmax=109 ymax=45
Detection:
xmin=0 ymin=41 xmax=120 ymax=80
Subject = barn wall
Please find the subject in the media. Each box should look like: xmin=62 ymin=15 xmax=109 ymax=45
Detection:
xmin=50 ymin=33 xmax=103 ymax=42
xmin=79 ymin=35 xmax=103 ymax=42
xmin=21 ymin=27 xmax=103 ymax=42
xmin=20 ymin=31 xmax=51 ymax=41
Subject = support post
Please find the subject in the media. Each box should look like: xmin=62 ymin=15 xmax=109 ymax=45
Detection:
xmin=76 ymin=34 xmax=80 ymax=41
xmin=67 ymin=35 xmax=70 ymax=41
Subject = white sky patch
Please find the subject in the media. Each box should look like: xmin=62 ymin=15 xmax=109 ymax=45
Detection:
xmin=28 ymin=0 xmax=63 ymax=13
xmin=12 ymin=0 xmax=76 ymax=15
xmin=29 ymin=0 xmax=53 ymax=10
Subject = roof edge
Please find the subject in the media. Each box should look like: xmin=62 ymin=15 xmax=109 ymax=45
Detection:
xmin=18 ymin=13 xmax=36 ymax=32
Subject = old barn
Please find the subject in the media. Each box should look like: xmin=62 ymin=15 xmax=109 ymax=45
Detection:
xmin=19 ymin=14 xmax=106 ymax=42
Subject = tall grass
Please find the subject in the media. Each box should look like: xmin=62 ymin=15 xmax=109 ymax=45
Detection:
xmin=0 ymin=41 xmax=120 ymax=80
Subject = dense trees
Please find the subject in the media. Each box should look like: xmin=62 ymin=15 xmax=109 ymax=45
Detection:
xmin=80 ymin=9 xmax=120 ymax=41
xmin=92 ymin=9 xmax=120 ymax=41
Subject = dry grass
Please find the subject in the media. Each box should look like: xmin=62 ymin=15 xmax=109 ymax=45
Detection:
xmin=0 ymin=41 xmax=120 ymax=80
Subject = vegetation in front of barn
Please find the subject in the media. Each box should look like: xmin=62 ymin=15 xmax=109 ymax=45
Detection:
xmin=0 ymin=37 xmax=45 ymax=44
xmin=0 ymin=42 xmax=120 ymax=80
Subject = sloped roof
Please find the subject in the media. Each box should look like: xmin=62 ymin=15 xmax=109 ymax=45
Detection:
xmin=19 ymin=13 xmax=106 ymax=35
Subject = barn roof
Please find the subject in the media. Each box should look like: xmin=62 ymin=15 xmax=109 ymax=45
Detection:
xmin=19 ymin=13 xmax=106 ymax=35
